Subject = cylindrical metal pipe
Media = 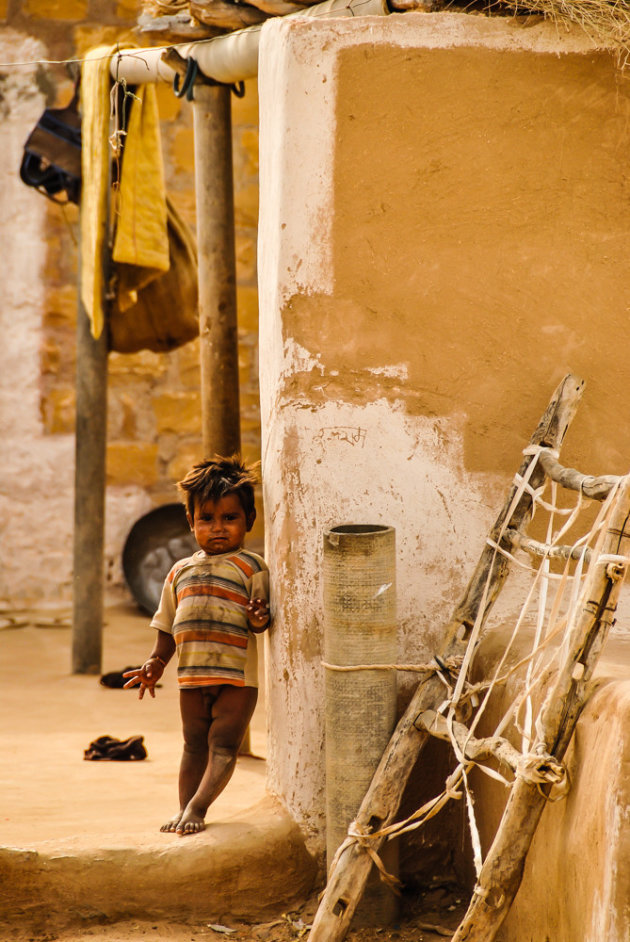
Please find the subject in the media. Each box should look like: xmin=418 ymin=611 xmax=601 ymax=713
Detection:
xmin=193 ymin=83 xmax=241 ymax=458
xmin=72 ymin=295 xmax=108 ymax=674
xmin=323 ymin=524 xmax=398 ymax=926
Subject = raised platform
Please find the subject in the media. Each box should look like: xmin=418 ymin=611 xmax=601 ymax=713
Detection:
xmin=0 ymin=602 xmax=316 ymax=933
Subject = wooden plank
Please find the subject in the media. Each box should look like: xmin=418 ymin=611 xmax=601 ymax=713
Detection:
xmin=308 ymin=374 xmax=584 ymax=942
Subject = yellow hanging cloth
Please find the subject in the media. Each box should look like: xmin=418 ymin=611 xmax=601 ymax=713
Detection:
xmin=80 ymin=45 xmax=114 ymax=339
xmin=111 ymin=81 xmax=170 ymax=311
xmin=80 ymin=46 xmax=170 ymax=337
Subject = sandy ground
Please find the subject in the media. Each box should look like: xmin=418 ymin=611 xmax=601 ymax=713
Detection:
xmin=0 ymin=601 xmax=269 ymax=852
xmin=0 ymin=599 xmax=467 ymax=942
xmin=4 ymin=889 xmax=468 ymax=942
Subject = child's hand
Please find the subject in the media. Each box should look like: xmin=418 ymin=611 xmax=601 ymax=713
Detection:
xmin=123 ymin=658 xmax=164 ymax=699
xmin=246 ymin=597 xmax=271 ymax=633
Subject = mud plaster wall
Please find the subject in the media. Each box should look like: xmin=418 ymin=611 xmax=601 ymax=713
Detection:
xmin=471 ymin=630 xmax=630 ymax=942
xmin=257 ymin=11 xmax=630 ymax=863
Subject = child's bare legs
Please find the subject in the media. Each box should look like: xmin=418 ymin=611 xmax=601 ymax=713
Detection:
xmin=161 ymin=684 xmax=258 ymax=836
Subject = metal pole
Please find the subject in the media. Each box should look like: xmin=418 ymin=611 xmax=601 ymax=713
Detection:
xmin=72 ymin=288 xmax=108 ymax=674
xmin=193 ymin=83 xmax=241 ymax=458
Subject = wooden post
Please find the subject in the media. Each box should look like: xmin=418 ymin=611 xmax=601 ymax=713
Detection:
xmin=72 ymin=291 xmax=108 ymax=674
xmin=193 ymin=81 xmax=252 ymax=751
xmin=192 ymin=82 xmax=241 ymax=458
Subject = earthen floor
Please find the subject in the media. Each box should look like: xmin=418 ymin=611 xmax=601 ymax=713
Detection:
xmin=0 ymin=601 xmax=315 ymax=939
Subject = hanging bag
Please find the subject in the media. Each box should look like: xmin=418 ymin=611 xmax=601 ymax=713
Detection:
xmin=108 ymin=195 xmax=199 ymax=354
xmin=19 ymin=80 xmax=82 ymax=204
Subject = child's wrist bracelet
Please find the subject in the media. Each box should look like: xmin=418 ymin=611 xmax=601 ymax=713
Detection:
xmin=150 ymin=655 xmax=167 ymax=667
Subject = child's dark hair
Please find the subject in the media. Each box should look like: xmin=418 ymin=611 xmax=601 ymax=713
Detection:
xmin=177 ymin=455 xmax=259 ymax=522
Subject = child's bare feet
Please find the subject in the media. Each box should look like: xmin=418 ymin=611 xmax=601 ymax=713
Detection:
xmin=176 ymin=807 xmax=206 ymax=836
xmin=160 ymin=811 xmax=183 ymax=833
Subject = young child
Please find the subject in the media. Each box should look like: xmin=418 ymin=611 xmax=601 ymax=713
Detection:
xmin=123 ymin=455 xmax=270 ymax=837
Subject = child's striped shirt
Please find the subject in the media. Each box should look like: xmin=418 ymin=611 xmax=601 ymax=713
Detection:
xmin=150 ymin=548 xmax=269 ymax=688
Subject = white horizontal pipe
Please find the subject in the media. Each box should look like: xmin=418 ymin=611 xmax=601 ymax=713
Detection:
xmin=111 ymin=0 xmax=388 ymax=85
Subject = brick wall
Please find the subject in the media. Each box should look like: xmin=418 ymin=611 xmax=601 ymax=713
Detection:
xmin=1 ymin=1 xmax=262 ymax=601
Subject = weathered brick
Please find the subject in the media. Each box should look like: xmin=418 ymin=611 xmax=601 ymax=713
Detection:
xmin=175 ymin=349 xmax=202 ymax=389
xmin=237 ymin=285 xmax=259 ymax=333
xmin=107 ymin=442 xmax=159 ymax=486
xmin=156 ymin=82 xmax=183 ymax=123
xmin=171 ymin=188 xmax=197 ymax=228
xmin=240 ymin=388 xmax=261 ymax=408
xmin=172 ymin=126 xmax=195 ymax=174
xmin=26 ymin=0 xmax=87 ymax=18
xmin=247 ymin=514 xmax=265 ymax=551
xmin=174 ymin=340 xmax=201 ymax=374
xmin=168 ymin=446 xmax=204 ymax=483
xmin=240 ymin=443 xmax=261 ymax=467
xmin=153 ymin=392 xmax=202 ymax=436
xmin=237 ymin=128 xmax=259 ymax=179
xmin=108 ymin=392 xmax=140 ymax=440
xmin=73 ymin=25 xmax=134 ymax=56
xmin=241 ymin=414 xmax=261 ymax=433
xmin=235 ymin=233 xmax=256 ymax=284
xmin=239 ymin=366 xmax=252 ymax=390
xmin=234 ymin=183 xmax=259 ymax=228
xmin=43 ymin=285 xmax=77 ymax=328
xmin=41 ymin=340 xmax=61 ymax=376
xmin=115 ymin=0 xmax=142 ymax=19
xmin=108 ymin=349 xmax=168 ymax=378
xmin=42 ymin=387 xmax=75 ymax=435
xmin=19 ymin=4 xmax=263 ymax=578
xmin=232 ymin=79 xmax=259 ymax=126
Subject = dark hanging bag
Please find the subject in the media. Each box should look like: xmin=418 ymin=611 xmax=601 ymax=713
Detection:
xmin=19 ymin=81 xmax=82 ymax=204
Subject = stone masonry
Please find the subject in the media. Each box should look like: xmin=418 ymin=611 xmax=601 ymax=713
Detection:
xmin=0 ymin=0 xmax=262 ymax=603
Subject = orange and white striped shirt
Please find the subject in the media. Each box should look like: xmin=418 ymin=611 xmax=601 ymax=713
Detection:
xmin=150 ymin=548 xmax=269 ymax=688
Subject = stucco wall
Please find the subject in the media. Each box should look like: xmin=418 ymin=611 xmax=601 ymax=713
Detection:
xmin=471 ymin=629 xmax=630 ymax=942
xmin=257 ymin=9 xmax=630 ymax=871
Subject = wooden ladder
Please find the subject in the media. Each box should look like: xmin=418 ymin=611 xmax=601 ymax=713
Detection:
xmin=309 ymin=373 xmax=630 ymax=942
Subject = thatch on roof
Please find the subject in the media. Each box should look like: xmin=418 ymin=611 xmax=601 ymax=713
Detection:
xmin=139 ymin=0 xmax=630 ymax=64
xmin=502 ymin=0 xmax=630 ymax=61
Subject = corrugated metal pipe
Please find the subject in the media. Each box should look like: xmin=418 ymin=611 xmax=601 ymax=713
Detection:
xmin=111 ymin=0 xmax=389 ymax=86
xmin=323 ymin=523 xmax=399 ymax=927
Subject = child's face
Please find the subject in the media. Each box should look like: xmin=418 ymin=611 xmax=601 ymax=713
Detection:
xmin=188 ymin=493 xmax=254 ymax=556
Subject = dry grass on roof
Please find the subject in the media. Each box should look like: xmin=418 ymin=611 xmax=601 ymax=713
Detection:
xmin=142 ymin=0 xmax=630 ymax=65
xmin=475 ymin=0 xmax=630 ymax=62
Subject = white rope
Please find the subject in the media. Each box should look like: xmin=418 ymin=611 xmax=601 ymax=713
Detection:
xmin=512 ymin=473 xmax=547 ymax=505
xmin=598 ymin=553 xmax=630 ymax=567
xmin=434 ymin=460 xmax=625 ymax=862
xmin=322 ymin=659 xmax=438 ymax=673
xmin=522 ymin=445 xmax=559 ymax=459
xmin=329 ymin=463 xmax=628 ymax=897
